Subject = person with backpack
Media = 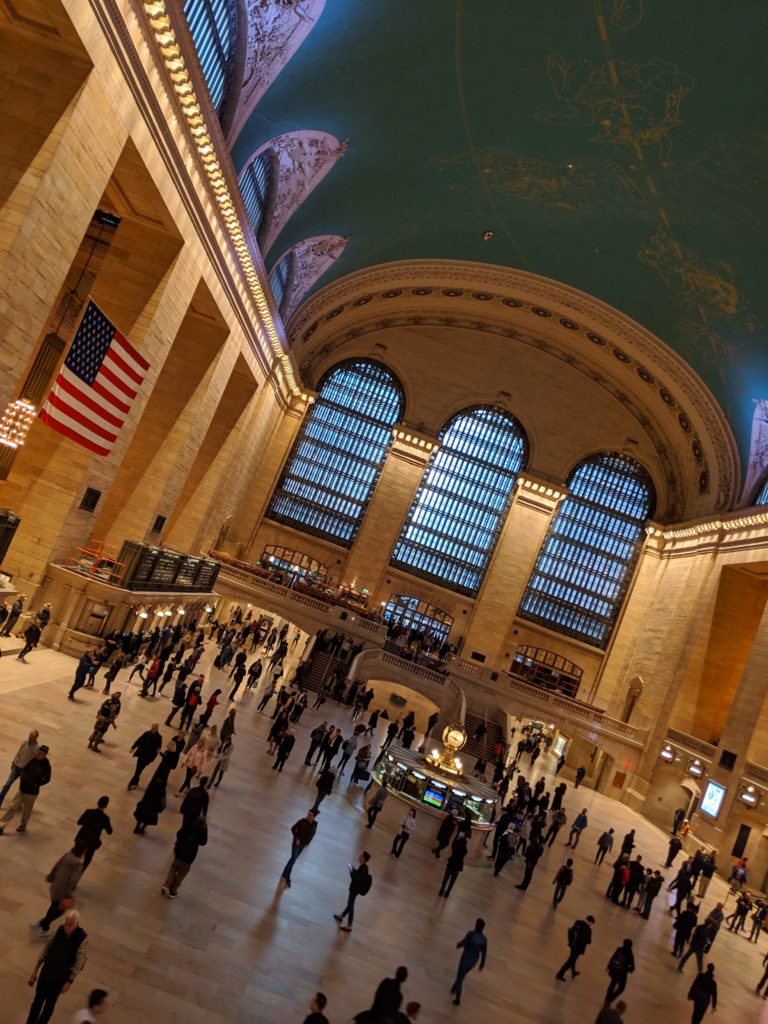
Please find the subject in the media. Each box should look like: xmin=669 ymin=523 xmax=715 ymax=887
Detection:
xmin=595 ymin=827 xmax=615 ymax=865
xmin=333 ymin=851 xmax=371 ymax=932
xmin=605 ymin=938 xmax=635 ymax=1004
xmin=161 ymin=818 xmax=208 ymax=899
xmin=555 ymin=914 xmax=594 ymax=981
xmin=552 ymin=858 xmax=574 ymax=908
xmin=566 ymin=808 xmax=588 ymax=848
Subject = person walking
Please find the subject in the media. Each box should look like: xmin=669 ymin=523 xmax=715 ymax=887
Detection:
xmin=666 ymin=834 xmax=684 ymax=867
xmin=439 ymin=831 xmax=468 ymax=898
xmin=272 ymin=727 xmax=296 ymax=772
xmin=178 ymin=679 xmax=203 ymax=731
xmin=127 ymin=725 xmax=162 ymax=790
xmin=281 ymin=810 xmax=318 ymax=887
xmin=432 ymin=808 xmax=459 ymax=859
xmin=311 ymin=766 xmax=336 ymax=813
xmin=256 ymin=679 xmax=276 ymax=713
xmin=37 ymin=843 xmax=86 ymax=934
xmin=697 ymin=853 xmax=716 ymax=899
xmin=493 ymin=827 xmax=517 ymax=878
xmin=165 ymin=678 xmax=188 ymax=727
xmin=17 ymin=620 xmax=41 ymax=662
xmin=178 ymin=739 xmax=208 ymax=794
xmin=391 ymin=808 xmax=416 ymax=859
xmin=688 ymin=964 xmax=717 ymax=1023
xmin=303 ymin=992 xmax=329 ymax=1024
xmin=595 ymin=1001 xmax=627 ymax=1024
xmin=161 ymin=817 xmax=208 ymax=899
xmin=450 ymin=918 xmax=487 ymax=1006
xmin=595 ymin=828 xmax=615 ymax=865
xmin=678 ymin=921 xmax=709 ymax=974
xmin=228 ymin=660 xmax=247 ymax=701
xmin=366 ymin=783 xmax=388 ymax=829
xmin=208 ymin=740 xmax=233 ymax=789
xmin=755 ymin=949 xmax=768 ymax=997
xmin=0 ymin=593 xmax=25 ymax=636
xmin=545 ymin=808 xmax=567 ymax=847
xmin=639 ymin=870 xmax=665 ymax=919
xmin=366 ymin=966 xmax=408 ymax=1021
xmin=101 ymin=656 xmax=124 ymax=695
xmin=133 ymin=770 xmax=168 ymax=835
xmin=68 ymin=649 xmax=97 ymax=700
xmin=672 ymin=902 xmax=698 ymax=956
xmin=71 ymin=987 xmax=109 ymax=1021
xmin=75 ymin=796 xmax=113 ymax=871
xmin=334 ymin=851 xmax=372 ymax=932
xmin=552 ymin=858 xmax=574 ymax=908
xmin=0 ymin=744 xmax=51 ymax=833
xmin=337 ymin=733 xmax=359 ymax=777
xmin=516 ymin=837 xmax=544 ymax=891
xmin=565 ymin=808 xmax=588 ymax=849
xmin=26 ymin=909 xmax=88 ymax=1024
xmin=604 ymin=939 xmax=635 ymax=1005
xmin=556 ymin=914 xmax=594 ymax=981
xmin=87 ymin=694 xmax=121 ymax=752
xmin=246 ymin=658 xmax=263 ymax=692
xmin=0 ymin=728 xmax=39 ymax=805
xmin=219 ymin=707 xmax=236 ymax=750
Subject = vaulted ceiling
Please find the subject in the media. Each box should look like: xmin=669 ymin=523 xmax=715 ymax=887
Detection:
xmin=228 ymin=0 xmax=767 ymax=471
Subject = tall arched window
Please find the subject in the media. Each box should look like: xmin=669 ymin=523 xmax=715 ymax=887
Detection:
xmin=269 ymin=253 xmax=293 ymax=314
xmin=266 ymin=360 xmax=404 ymax=546
xmin=519 ymin=452 xmax=655 ymax=649
xmin=183 ymin=0 xmax=234 ymax=114
xmin=390 ymin=407 xmax=528 ymax=596
xmin=755 ymin=476 xmax=768 ymax=505
xmin=239 ymin=152 xmax=272 ymax=238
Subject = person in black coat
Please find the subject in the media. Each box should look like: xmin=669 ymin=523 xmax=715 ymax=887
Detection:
xmin=334 ymin=852 xmax=371 ymax=932
xmin=357 ymin=966 xmax=408 ymax=1024
xmin=439 ymin=832 xmax=468 ymax=898
xmin=605 ymin=939 xmax=635 ymax=1004
xmin=431 ymin=809 xmax=459 ymax=859
xmin=673 ymin=902 xmax=699 ymax=957
xmin=26 ymin=911 xmax=87 ymax=1023
xmin=311 ymin=767 xmax=336 ymax=813
xmin=516 ymin=838 xmax=545 ymax=891
xmin=273 ymin=728 xmax=296 ymax=772
xmin=556 ymin=915 xmax=594 ymax=981
xmin=75 ymin=796 xmax=113 ymax=870
xmin=127 ymin=725 xmax=162 ymax=790
xmin=133 ymin=772 xmax=167 ymax=834
xmin=688 ymin=964 xmax=717 ymax=1023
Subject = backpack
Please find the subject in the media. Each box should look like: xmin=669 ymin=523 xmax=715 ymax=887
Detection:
xmin=609 ymin=948 xmax=626 ymax=973
xmin=620 ymin=866 xmax=630 ymax=886
xmin=359 ymin=872 xmax=373 ymax=896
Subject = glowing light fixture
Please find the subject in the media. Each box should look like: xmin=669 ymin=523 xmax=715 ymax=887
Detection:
xmin=0 ymin=398 xmax=36 ymax=449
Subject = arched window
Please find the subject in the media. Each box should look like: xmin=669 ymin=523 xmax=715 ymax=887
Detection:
xmin=390 ymin=407 xmax=528 ymax=596
xmin=519 ymin=452 xmax=655 ymax=649
xmin=182 ymin=0 xmax=234 ymax=114
xmin=269 ymin=252 xmax=293 ymax=314
xmin=383 ymin=595 xmax=454 ymax=645
xmin=238 ymin=152 xmax=272 ymax=238
xmin=266 ymin=360 xmax=404 ymax=546
xmin=755 ymin=476 xmax=768 ymax=505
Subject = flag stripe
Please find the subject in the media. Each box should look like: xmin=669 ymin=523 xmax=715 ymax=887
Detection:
xmin=99 ymin=362 xmax=136 ymax=399
xmin=52 ymin=374 xmax=125 ymax=430
xmin=90 ymin=377 xmax=131 ymax=415
xmin=60 ymin=365 xmax=128 ymax=416
xmin=39 ymin=409 xmax=111 ymax=456
xmin=46 ymin=392 xmax=119 ymax=443
xmin=104 ymin=347 xmax=142 ymax=389
xmin=114 ymin=329 xmax=150 ymax=371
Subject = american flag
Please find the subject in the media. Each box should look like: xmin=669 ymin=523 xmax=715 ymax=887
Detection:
xmin=40 ymin=300 xmax=149 ymax=457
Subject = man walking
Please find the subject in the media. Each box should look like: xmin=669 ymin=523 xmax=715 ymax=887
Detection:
xmin=37 ymin=843 xmax=86 ymax=934
xmin=0 ymin=728 xmax=39 ymax=805
xmin=161 ymin=818 xmax=208 ymax=899
xmin=552 ymin=858 xmax=574 ymax=908
xmin=450 ymin=918 xmax=487 ymax=1006
xmin=17 ymin=619 xmax=41 ymax=662
xmin=26 ymin=909 xmax=88 ymax=1024
xmin=566 ymin=808 xmax=588 ymax=848
xmin=75 ymin=796 xmax=113 ymax=871
xmin=366 ymin=783 xmax=388 ymax=829
xmin=127 ymin=724 xmax=162 ymax=790
xmin=688 ymin=964 xmax=717 ymax=1023
xmin=556 ymin=914 xmax=594 ymax=981
xmin=272 ymin=726 xmax=296 ymax=772
xmin=439 ymin=832 xmax=468 ymax=898
xmin=516 ymin=837 xmax=544 ymax=890
xmin=281 ymin=810 xmax=317 ymax=887
xmin=666 ymin=834 xmax=683 ymax=867
xmin=0 ymin=744 xmax=51 ymax=833
xmin=333 ymin=851 xmax=371 ymax=932
xmin=605 ymin=939 xmax=635 ymax=1005
xmin=595 ymin=828 xmax=614 ymax=865
xmin=639 ymin=870 xmax=665 ymax=919
xmin=311 ymin=766 xmax=336 ymax=814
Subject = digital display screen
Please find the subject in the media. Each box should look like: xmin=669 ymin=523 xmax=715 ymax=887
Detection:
xmin=700 ymin=781 xmax=726 ymax=818
xmin=422 ymin=785 xmax=445 ymax=809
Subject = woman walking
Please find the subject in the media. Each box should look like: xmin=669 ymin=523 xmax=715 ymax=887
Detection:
xmin=391 ymin=808 xmax=416 ymax=859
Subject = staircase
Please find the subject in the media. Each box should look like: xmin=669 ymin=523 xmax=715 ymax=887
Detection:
xmin=462 ymin=710 xmax=505 ymax=763
xmin=299 ymin=651 xmax=349 ymax=694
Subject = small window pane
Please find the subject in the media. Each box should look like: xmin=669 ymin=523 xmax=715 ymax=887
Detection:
xmin=519 ymin=453 xmax=654 ymax=649
xmin=269 ymin=253 xmax=292 ymax=313
xmin=183 ymin=0 xmax=233 ymax=114
xmin=266 ymin=361 xmax=404 ymax=546
xmin=239 ymin=152 xmax=272 ymax=237
xmin=756 ymin=478 xmax=768 ymax=505
xmin=390 ymin=407 xmax=527 ymax=596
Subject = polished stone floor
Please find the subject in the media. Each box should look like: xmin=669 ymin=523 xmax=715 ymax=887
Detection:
xmin=0 ymin=631 xmax=763 ymax=1023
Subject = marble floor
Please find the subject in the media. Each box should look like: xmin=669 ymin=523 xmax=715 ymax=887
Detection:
xmin=0 ymin=633 xmax=763 ymax=1023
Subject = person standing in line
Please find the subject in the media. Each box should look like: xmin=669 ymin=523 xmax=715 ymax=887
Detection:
xmin=37 ymin=843 xmax=86 ymax=934
xmin=556 ymin=914 xmax=594 ymax=981
xmin=273 ymin=727 xmax=296 ymax=772
xmin=552 ymin=858 xmax=574 ymax=908
xmin=302 ymin=992 xmax=329 ymax=1024
xmin=0 ymin=745 xmax=51 ymax=833
xmin=71 ymin=987 xmax=109 ymax=1022
xmin=604 ymin=938 xmax=635 ymax=1005
xmin=450 ymin=918 xmax=487 ymax=1006
xmin=565 ymin=808 xmax=588 ymax=848
xmin=516 ymin=836 xmax=545 ymax=891
xmin=281 ymin=810 xmax=317 ymax=888
xmin=0 ymin=593 xmax=25 ymax=636
xmin=366 ymin=783 xmax=388 ymax=829
xmin=439 ymin=831 xmax=468 ymax=898
xmin=161 ymin=817 xmax=208 ymax=899
xmin=127 ymin=724 xmax=162 ymax=790
xmin=0 ymin=728 xmax=39 ymax=805
xmin=595 ymin=828 xmax=615 ymax=865
xmin=75 ymin=796 xmax=113 ymax=871
xmin=333 ymin=851 xmax=371 ymax=932
xmin=311 ymin=766 xmax=335 ymax=813
xmin=391 ymin=808 xmax=416 ymax=859
xmin=688 ymin=964 xmax=717 ymax=1023
xmin=17 ymin=619 xmax=41 ymax=662
xmin=26 ymin=909 xmax=88 ymax=1024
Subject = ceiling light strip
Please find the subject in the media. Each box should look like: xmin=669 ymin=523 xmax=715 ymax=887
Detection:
xmin=141 ymin=1 xmax=301 ymax=397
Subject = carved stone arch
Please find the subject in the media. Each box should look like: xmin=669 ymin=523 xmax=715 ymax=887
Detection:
xmin=270 ymin=235 xmax=350 ymax=321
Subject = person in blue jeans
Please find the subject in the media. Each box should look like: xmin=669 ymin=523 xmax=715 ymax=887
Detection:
xmin=450 ymin=918 xmax=487 ymax=1006
xmin=334 ymin=852 xmax=371 ymax=932
xmin=281 ymin=811 xmax=317 ymax=888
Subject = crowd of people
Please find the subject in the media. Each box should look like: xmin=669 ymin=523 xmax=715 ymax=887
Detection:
xmin=0 ymin=604 xmax=762 ymax=1022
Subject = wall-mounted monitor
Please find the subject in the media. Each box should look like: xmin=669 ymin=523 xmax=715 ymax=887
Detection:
xmin=700 ymin=780 xmax=726 ymax=819
xmin=422 ymin=785 xmax=446 ymax=809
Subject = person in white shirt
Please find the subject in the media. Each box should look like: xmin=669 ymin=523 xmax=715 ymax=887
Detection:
xmin=71 ymin=987 xmax=108 ymax=1022
xmin=390 ymin=808 xmax=416 ymax=859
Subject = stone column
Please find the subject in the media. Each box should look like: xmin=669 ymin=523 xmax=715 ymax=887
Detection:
xmin=692 ymin=590 xmax=768 ymax=848
xmin=342 ymin=427 xmax=439 ymax=591
xmin=463 ymin=474 xmax=565 ymax=667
